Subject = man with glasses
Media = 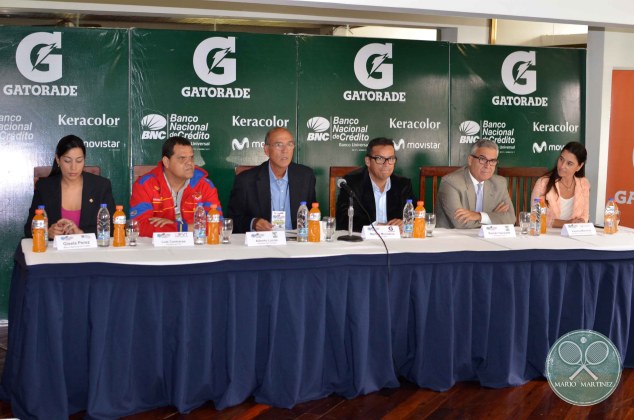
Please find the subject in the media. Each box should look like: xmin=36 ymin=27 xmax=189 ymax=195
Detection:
xmin=436 ymin=139 xmax=515 ymax=228
xmin=228 ymin=127 xmax=316 ymax=233
xmin=336 ymin=137 xmax=415 ymax=232
xmin=130 ymin=135 xmax=222 ymax=237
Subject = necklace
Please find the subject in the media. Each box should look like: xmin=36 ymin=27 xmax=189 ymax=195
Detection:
xmin=560 ymin=179 xmax=574 ymax=189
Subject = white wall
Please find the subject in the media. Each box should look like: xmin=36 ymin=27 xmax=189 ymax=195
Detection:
xmin=586 ymin=27 xmax=634 ymax=224
xmin=496 ymin=20 xmax=587 ymax=46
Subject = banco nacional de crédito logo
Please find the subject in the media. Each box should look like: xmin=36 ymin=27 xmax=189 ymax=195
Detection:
xmin=546 ymin=329 xmax=621 ymax=406
xmin=193 ymin=36 xmax=236 ymax=86
xmin=353 ymin=43 xmax=393 ymax=90
xmin=16 ymin=31 xmax=63 ymax=83
xmin=501 ymin=50 xmax=536 ymax=95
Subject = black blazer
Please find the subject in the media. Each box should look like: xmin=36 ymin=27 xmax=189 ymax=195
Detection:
xmin=24 ymin=172 xmax=116 ymax=237
xmin=227 ymin=161 xmax=317 ymax=234
xmin=336 ymin=167 xmax=415 ymax=232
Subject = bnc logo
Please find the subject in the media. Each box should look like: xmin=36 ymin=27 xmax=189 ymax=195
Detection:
xmin=141 ymin=114 xmax=167 ymax=140
xmin=501 ymin=51 xmax=537 ymax=95
xmin=193 ymin=37 xmax=236 ymax=86
xmin=306 ymin=116 xmax=330 ymax=141
xmin=231 ymin=137 xmax=265 ymax=150
xmin=459 ymin=120 xmax=480 ymax=143
xmin=394 ymin=138 xmax=406 ymax=151
xmin=354 ymin=43 xmax=393 ymax=90
xmin=15 ymin=32 xmax=62 ymax=83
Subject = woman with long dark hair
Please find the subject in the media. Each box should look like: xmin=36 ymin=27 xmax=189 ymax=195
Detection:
xmin=530 ymin=141 xmax=590 ymax=228
xmin=24 ymin=135 xmax=115 ymax=239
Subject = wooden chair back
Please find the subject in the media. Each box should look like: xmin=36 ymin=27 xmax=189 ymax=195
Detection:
xmin=419 ymin=166 xmax=461 ymax=213
xmin=34 ymin=166 xmax=101 ymax=186
xmin=329 ymin=166 xmax=360 ymax=218
xmin=497 ymin=166 xmax=548 ymax=222
xmin=235 ymin=165 xmax=255 ymax=175
xmin=133 ymin=165 xmax=155 ymax=182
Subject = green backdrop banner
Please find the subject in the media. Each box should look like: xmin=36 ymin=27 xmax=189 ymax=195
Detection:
xmin=130 ymin=29 xmax=298 ymax=210
xmin=0 ymin=28 xmax=586 ymax=319
xmin=450 ymin=44 xmax=586 ymax=167
xmin=297 ymin=36 xmax=450 ymax=208
xmin=0 ymin=27 xmax=129 ymax=317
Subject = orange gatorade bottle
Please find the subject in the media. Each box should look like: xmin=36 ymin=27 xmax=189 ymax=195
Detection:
xmin=112 ymin=205 xmax=126 ymax=247
xmin=308 ymin=202 xmax=321 ymax=242
xmin=207 ymin=204 xmax=220 ymax=245
xmin=413 ymin=201 xmax=426 ymax=238
xmin=539 ymin=198 xmax=547 ymax=234
xmin=32 ymin=209 xmax=47 ymax=253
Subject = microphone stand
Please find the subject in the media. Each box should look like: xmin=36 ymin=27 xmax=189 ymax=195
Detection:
xmin=338 ymin=197 xmax=362 ymax=242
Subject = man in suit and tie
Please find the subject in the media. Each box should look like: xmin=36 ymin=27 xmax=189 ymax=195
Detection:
xmin=228 ymin=127 xmax=317 ymax=233
xmin=436 ymin=139 xmax=515 ymax=229
xmin=336 ymin=137 xmax=415 ymax=232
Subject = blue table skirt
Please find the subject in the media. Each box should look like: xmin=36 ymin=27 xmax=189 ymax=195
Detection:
xmin=2 ymin=248 xmax=634 ymax=419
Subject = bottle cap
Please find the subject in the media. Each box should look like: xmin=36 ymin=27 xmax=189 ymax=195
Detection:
xmin=197 ymin=202 xmax=204 ymax=206
xmin=300 ymin=201 xmax=306 ymax=205
xmin=311 ymin=202 xmax=319 ymax=208
xmin=211 ymin=204 xmax=217 ymax=209
xmin=38 ymin=205 xmax=45 ymax=210
xmin=100 ymin=203 xmax=108 ymax=207
xmin=406 ymin=199 xmax=412 ymax=203
xmin=116 ymin=205 xmax=123 ymax=210
xmin=35 ymin=209 xmax=43 ymax=215
xmin=417 ymin=201 xmax=424 ymax=206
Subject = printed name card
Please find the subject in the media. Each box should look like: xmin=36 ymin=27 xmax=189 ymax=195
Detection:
xmin=561 ymin=223 xmax=597 ymax=237
xmin=478 ymin=224 xmax=516 ymax=239
xmin=54 ymin=233 xmax=97 ymax=250
xmin=245 ymin=231 xmax=287 ymax=246
xmin=361 ymin=225 xmax=402 ymax=240
xmin=152 ymin=232 xmax=194 ymax=247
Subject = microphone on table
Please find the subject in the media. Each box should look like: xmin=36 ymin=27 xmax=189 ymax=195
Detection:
xmin=336 ymin=179 xmax=363 ymax=242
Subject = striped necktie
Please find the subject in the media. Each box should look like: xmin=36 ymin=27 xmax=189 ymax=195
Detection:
xmin=476 ymin=183 xmax=483 ymax=212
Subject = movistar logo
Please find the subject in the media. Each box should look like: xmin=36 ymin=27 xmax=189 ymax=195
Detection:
xmin=501 ymin=51 xmax=537 ymax=95
xmin=15 ymin=32 xmax=62 ymax=83
xmin=353 ymin=43 xmax=393 ymax=90
xmin=394 ymin=139 xmax=405 ymax=151
xmin=533 ymin=141 xmax=547 ymax=153
xmin=193 ymin=37 xmax=236 ymax=86
xmin=232 ymin=137 xmax=249 ymax=150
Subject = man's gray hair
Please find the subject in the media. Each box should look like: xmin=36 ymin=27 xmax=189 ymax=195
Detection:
xmin=469 ymin=139 xmax=498 ymax=156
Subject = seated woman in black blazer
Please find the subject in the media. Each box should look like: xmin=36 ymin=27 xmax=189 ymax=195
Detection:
xmin=24 ymin=135 xmax=116 ymax=239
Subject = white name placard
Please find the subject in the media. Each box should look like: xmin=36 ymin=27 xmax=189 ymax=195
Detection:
xmin=152 ymin=232 xmax=194 ymax=247
xmin=478 ymin=224 xmax=516 ymax=239
xmin=54 ymin=233 xmax=97 ymax=250
xmin=361 ymin=225 xmax=402 ymax=240
xmin=245 ymin=231 xmax=287 ymax=246
xmin=561 ymin=223 xmax=597 ymax=237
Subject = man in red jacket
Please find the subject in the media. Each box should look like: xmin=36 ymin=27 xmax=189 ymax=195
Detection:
xmin=130 ymin=136 xmax=222 ymax=237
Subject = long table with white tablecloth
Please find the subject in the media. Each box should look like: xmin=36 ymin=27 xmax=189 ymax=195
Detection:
xmin=2 ymin=228 xmax=634 ymax=419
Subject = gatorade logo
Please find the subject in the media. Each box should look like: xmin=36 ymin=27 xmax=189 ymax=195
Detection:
xmin=193 ymin=37 xmax=236 ymax=86
xmin=354 ymin=43 xmax=393 ymax=90
xmin=501 ymin=51 xmax=537 ymax=95
xmin=15 ymin=32 xmax=62 ymax=83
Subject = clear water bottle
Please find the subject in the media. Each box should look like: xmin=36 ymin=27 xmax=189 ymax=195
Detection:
xmin=604 ymin=198 xmax=617 ymax=234
xmin=37 ymin=205 xmax=49 ymax=246
xmin=194 ymin=202 xmax=207 ymax=245
xmin=530 ymin=198 xmax=541 ymax=236
xmin=297 ymin=201 xmax=308 ymax=243
xmin=402 ymin=199 xmax=414 ymax=238
xmin=97 ymin=203 xmax=111 ymax=247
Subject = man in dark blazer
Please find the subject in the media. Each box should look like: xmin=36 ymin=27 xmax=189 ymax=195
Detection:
xmin=228 ymin=127 xmax=317 ymax=233
xmin=336 ymin=137 xmax=415 ymax=232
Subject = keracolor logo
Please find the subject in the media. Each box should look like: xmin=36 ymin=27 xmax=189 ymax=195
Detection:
xmin=193 ymin=37 xmax=236 ymax=86
xmin=354 ymin=43 xmax=393 ymax=90
xmin=501 ymin=51 xmax=536 ymax=95
xmin=306 ymin=116 xmax=330 ymax=141
xmin=141 ymin=114 xmax=167 ymax=140
xmin=16 ymin=32 xmax=62 ymax=83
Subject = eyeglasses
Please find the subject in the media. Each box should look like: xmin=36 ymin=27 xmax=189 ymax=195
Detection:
xmin=368 ymin=155 xmax=397 ymax=165
xmin=267 ymin=142 xmax=295 ymax=150
xmin=470 ymin=154 xmax=498 ymax=166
